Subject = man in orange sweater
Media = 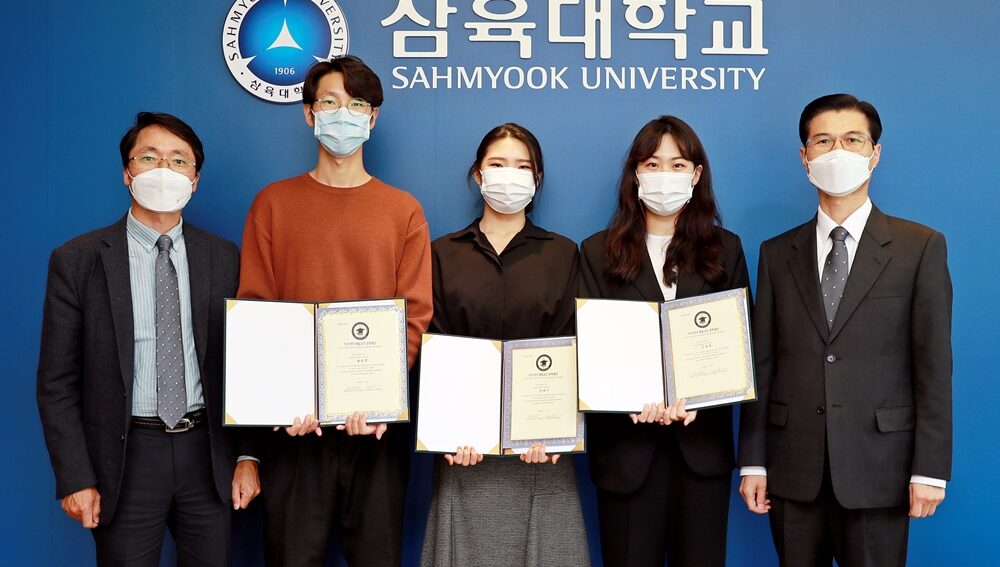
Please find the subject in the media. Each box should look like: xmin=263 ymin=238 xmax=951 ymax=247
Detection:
xmin=237 ymin=55 xmax=432 ymax=566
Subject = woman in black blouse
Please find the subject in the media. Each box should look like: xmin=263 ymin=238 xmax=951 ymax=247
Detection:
xmin=420 ymin=124 xmax=589 ymax=567
xmin=580 ymin=115 xmax=750 ymax=566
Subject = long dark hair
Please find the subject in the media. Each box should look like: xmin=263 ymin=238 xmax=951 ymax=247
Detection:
xmin=468 ymin=123 xmax=544 ymax=213
xmin=604 ymin=116 xmax=725 ymax=287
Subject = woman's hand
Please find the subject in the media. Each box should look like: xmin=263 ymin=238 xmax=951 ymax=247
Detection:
xmin=520 ymin=443 xmax=560 ymax=465
xmin=659 ymin=399 xmax=698 ymax=426
xmin=444 ymin=445 xmax=484 ymax=466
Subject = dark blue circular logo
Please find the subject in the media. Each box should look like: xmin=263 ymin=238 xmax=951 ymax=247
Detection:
xmin=223 ymin=0 xmax=349 ymax=103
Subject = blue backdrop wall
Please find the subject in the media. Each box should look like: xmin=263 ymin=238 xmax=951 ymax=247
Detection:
xmin=3 ymin=1 xmax=998 ymax=565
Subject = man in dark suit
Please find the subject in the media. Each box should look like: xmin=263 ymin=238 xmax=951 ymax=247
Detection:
xmin=37 ymin=112 xmax=260 ymax=566
xmin=738 ymin=94 xmax=952 ymax=566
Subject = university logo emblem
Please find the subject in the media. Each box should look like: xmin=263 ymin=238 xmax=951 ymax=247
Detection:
xmin=351 ymin=322 xmax=370 ymax=341
xmin=536 ymin=355 xmax=553 ymax=372
xmin=694 ymin=311 xmax=712 ymax=329
xmin=223 ymin=0 xmax=349 ymax=103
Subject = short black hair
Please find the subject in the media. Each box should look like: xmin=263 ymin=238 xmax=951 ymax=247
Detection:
xmin=119 ymin=112 xmax=205 ymax=172
xmin=799 ymin=94 xmax=883 ymax=146
xmin=302 ymin=55 xmax=384 ymax=107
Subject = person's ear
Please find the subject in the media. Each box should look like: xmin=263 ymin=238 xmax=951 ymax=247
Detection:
xmin=869 ymin=144 xmax=882 ymax=170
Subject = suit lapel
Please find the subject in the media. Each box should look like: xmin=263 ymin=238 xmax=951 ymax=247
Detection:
xmin=101 ymin=220 xmax=135 ymax=395
xmin=828 ymin=207 xmax=892 ymax=342
xmin=185 ymin=227 xmax=210 ymax=372
xmin=632 ymin=248 xmax=666 ymax=302
xmin=675 ymin=270 xmax=706 ymax=300
xmin=787 ymin=220 xmax=830 ymax=341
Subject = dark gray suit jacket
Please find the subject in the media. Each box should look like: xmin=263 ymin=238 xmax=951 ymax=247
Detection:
xmin=580 ymin=228 xmax=751 ymax=494
xmin=36 ymin=216 xmax=249 ymax=523
xmin=738 ymin=206 xmax=953 ymax=509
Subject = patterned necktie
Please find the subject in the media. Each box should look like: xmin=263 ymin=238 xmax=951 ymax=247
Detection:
xmin=821 ymin=226 xmax=850 ymax=329
xmin=155 ymin=235 xmax=187 ymax=428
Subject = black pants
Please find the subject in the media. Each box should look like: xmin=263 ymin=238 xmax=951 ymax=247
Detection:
xmin=769 ymin=460 xmax=910 ymax=567
xmin=261 ymin=424 xmax=410 ymax=567
xmin=596 ymin=429 xmax=730 ymax=567
xmin=91 ymin=426 xmax=229 ymax=567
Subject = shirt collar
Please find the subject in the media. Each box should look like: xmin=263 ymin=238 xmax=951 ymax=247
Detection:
xmin=451 ymin=218 xmax=553 ymax=241
xmin=126 ymin=209 xmax=184 ymax=252
xmin=816 ymin=198 xmax=872 ymax=242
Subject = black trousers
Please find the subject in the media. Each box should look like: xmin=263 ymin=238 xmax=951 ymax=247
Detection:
xmin=91 ymin=426 xmax=230 ymax=567
xmin=769 ymin=459 xmax=910 ymax=567
xmin=596 ymin=428 xmax=730 ymax=567
xmin=261 ymin=424 xmax=410 ymax=567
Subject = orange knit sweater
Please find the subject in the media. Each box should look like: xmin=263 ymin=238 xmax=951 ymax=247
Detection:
xmin=237 ymin=173 xmax=432 ymax=367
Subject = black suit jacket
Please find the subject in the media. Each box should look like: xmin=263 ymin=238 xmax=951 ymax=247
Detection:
xmin=738 ymin=206 xmax=953 ymax=509
xmin=37 ymin=216 xmax=249 ymax=523
xmin=580 ymin=228 xmax=751 ymax=494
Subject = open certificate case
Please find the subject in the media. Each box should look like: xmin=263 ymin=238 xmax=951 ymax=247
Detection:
xmin=223 ymin=298 xmax=409 ymax=426
xmin=576 ymin=288 xmax=756 ymax=412
xmin=416 ymin=334 xmax=585 ymax=456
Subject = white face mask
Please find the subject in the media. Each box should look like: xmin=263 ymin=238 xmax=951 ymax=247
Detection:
xmin=313 ymin=109 xmax=371 ymax=158
xmin=636 ymin=171 xmax=695 ymax=216
xmin=806 ymin=149 xmax=876 ymax=197
xmin=129 ymin=168 xmax=194 ymax=213
xmin=479 ymin=167 xmax=536 ymax=214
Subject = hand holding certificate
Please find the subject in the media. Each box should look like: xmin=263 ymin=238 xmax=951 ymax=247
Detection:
xmin=416 ymin=334 xmax=585 ymax=457
xmin=577 ymin=288 xmax=756 ymax=413
xmin=223 ymin=298 xmax=410 ymax=427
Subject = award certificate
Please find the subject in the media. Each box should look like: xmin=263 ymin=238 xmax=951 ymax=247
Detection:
xmin=503 ymin=337 xmax=584 ymax=454
xmin=224 ymin=297 xmax=409 ymax=426
xmin=575 ymin=288 xmax=756 ymax=413
xmin=661 ymin=289 xmax=755 ymax=410
xmin=417 ymin=334 xmax=585 ymax=456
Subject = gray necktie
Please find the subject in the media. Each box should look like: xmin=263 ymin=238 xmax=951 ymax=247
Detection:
xmin=156 ymin=235 xmax=187 ymax=428
xmin=821 ymin=226 xmax=850 ymax=329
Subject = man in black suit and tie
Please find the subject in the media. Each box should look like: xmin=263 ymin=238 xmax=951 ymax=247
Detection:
xmin=738 ymin=94 xmax=952 ymax=566
xmin=37 ymin=112 xmax=260 ymax=566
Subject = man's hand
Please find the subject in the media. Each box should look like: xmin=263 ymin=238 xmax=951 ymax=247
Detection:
xmin=909 ymin=483 xmax=945 ymax=518
xmin=739 ymin=475 xmax=770 ymax=515
xmin=335 ymin=412 xmax=388 ymax=440
xmin=630 ymin=402 xmax=668 ymax=424
xmin=274 ymin=414 xmax=322 ymax=437
xmin=231 ymin=460 xmax=261 ymax=510
xmin=62 ymin=486 xmax=101 ymax=528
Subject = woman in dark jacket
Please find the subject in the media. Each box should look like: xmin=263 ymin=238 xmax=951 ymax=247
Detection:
xmin=580 ymin=115 xmax=750 ymax=567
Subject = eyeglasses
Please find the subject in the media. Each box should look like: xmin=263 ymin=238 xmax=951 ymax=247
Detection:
xmin=805 ymin=133 xmax=874 ymax=155
xmin=313 ymin=96 xmax=372 ymax=116
xmin=129 ymin=154 xmax=196 ymax=174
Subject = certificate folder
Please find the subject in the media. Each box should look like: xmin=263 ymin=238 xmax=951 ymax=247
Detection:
xmin=576 ymin=288 xmax=756 ymax=412
xmin=416 ymin=334 xmax=585 ymax=456
xmin=223 ymin=297 xmax=409 ymax=426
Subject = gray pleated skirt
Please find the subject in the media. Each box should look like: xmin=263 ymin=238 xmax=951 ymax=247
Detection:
xmin=420 ymin=455 xmax=591 ymax=567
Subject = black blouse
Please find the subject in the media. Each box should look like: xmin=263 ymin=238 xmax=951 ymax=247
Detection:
xmin=430 ymin=219 xmax=580 ymax=341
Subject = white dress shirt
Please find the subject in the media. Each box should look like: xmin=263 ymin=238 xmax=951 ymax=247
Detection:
xmin=741 ymin=199 xmax=945 ymax=489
